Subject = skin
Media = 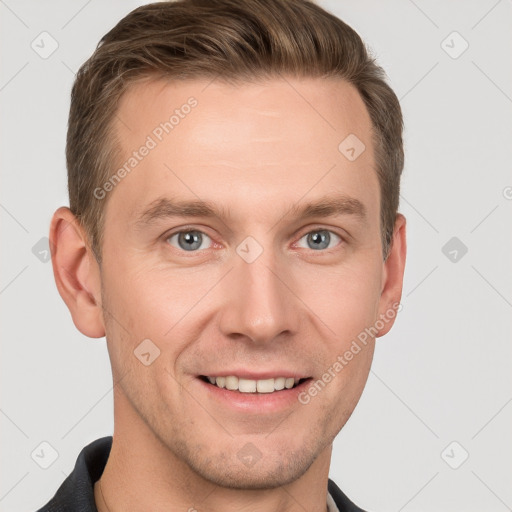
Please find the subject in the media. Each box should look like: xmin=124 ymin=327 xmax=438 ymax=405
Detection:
xmin=50 ymin=76 xmax=406 ymax=512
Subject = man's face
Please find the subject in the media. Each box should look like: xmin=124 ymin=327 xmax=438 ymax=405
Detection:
xmin=98 ymin=76 xmax=393 ymax=488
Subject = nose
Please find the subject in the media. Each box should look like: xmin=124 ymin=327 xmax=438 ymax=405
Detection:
xmin=218 ymin=244 xmax=301 ymax=345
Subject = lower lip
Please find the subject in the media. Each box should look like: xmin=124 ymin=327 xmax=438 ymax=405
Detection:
xmin=196 ymin=377 xmax=312 ymax=413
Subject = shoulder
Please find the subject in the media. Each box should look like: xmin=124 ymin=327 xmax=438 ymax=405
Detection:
xmin=328 ymin=478 xmax=369 ymax=512
xmin=35 ymin=436 xmax=112 ymax=512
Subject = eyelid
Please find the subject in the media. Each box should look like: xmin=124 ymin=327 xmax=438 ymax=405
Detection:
xmin=293 ymin=224 xmax=348 ymax=243
xmin=164 ymin=226 xmax=218 ymax=252
xmin=293 ymin=227 xmax=345 ymax=251
xmin=164 ymin=225 xmax=215 ymax=239
xmin=163 ymin=224 xmax=348 ymax=253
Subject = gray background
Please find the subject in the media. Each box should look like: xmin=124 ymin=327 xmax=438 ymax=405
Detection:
xmin=1 ymin=0 xmax=511 ymax=510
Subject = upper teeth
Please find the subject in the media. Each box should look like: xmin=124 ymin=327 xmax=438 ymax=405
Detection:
xmin=206 ymin=376 xmax=299 ymax=393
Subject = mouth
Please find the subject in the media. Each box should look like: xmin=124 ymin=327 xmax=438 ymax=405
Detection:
xmin=199 ymin=375 xmax=311 ymax=394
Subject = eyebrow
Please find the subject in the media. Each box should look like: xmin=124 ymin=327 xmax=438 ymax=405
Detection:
xmin=288 ymin=195 xmax=366 ymax=222
xmin=134 ymin=193 xmax=367 ymax=227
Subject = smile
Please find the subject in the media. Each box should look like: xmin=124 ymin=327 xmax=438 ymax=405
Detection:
xmin=200 ymin=375 xmax=308 ymax=393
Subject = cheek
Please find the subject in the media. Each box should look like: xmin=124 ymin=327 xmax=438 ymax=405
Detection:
xmin=102 ymin=255 xmax=217 ymax=331
xmin=100 ymin=259 xmax=228 ymax=372
xmin=298 ymin=255 xmax=383 ymax=345
xmin=100 ymin=264 xmax=194 ymax=418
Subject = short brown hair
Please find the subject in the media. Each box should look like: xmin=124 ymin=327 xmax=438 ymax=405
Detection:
xmin=67 ymin=0 xmax=404 ymax=262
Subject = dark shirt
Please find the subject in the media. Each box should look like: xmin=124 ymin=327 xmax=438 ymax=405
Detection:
xmin=36 ymin=436 xmax=367 ymax=511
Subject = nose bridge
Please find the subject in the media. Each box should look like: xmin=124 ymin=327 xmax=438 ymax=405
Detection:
xmin=218 ymin=241 xmax=298 ymax=343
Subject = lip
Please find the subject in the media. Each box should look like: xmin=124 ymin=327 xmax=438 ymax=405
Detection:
xmin=199 ymin=371 xmax=309 ymax=380
xmin=196 ymin=375 xmax=313 ymax=413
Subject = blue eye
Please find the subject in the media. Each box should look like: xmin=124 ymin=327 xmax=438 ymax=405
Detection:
xmin=297 ymin=230 xmax=341 ymax=251
xmin=167 ymin=230 xmax=212 ymax=251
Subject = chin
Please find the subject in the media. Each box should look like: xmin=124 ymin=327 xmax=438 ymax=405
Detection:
xmin=190 ymin=448 xmax=317 ymax=490
xmin=169 ymin=430 xmax=329 ymax=491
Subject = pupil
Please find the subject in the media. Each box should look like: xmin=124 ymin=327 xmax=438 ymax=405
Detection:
xmin=309 ymin=231 xmax=329 ymax=250
xmin=180 ymin=231 xmax=201 ymax=250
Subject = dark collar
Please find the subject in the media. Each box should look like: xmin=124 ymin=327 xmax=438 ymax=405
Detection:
xmin=36 ymin=436 xmax=366 ymax=512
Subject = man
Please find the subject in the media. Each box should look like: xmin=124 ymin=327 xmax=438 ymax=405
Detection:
xmin=39 ymin=0 xmax=406 ymax=510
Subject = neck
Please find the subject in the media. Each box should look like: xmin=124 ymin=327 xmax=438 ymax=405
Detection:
xmin=95 ymin=389 xmax=333 ymax=512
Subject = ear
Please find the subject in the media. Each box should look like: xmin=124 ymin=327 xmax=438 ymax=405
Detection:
xmin=375 ymin=213 xmax=407 ymax=337
xmin=49 ymin=207 xmax=105 ymax=338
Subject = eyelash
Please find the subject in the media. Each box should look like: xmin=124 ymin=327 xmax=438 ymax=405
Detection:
xmin=164 ymin=226 xmax=345 ymax=254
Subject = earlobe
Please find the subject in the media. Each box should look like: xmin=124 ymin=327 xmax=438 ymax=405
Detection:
xmin=49 ymin=207 xmax=105 ymax=338
xmin=376 ymin=213 xmax=407 ymax=338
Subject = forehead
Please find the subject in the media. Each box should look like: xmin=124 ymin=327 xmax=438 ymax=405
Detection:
xmin=107 ymin=76 xmax=379 ymax=226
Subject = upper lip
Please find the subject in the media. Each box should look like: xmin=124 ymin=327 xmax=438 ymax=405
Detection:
xmin=199 ymin=371 xmax=311 ymax=380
